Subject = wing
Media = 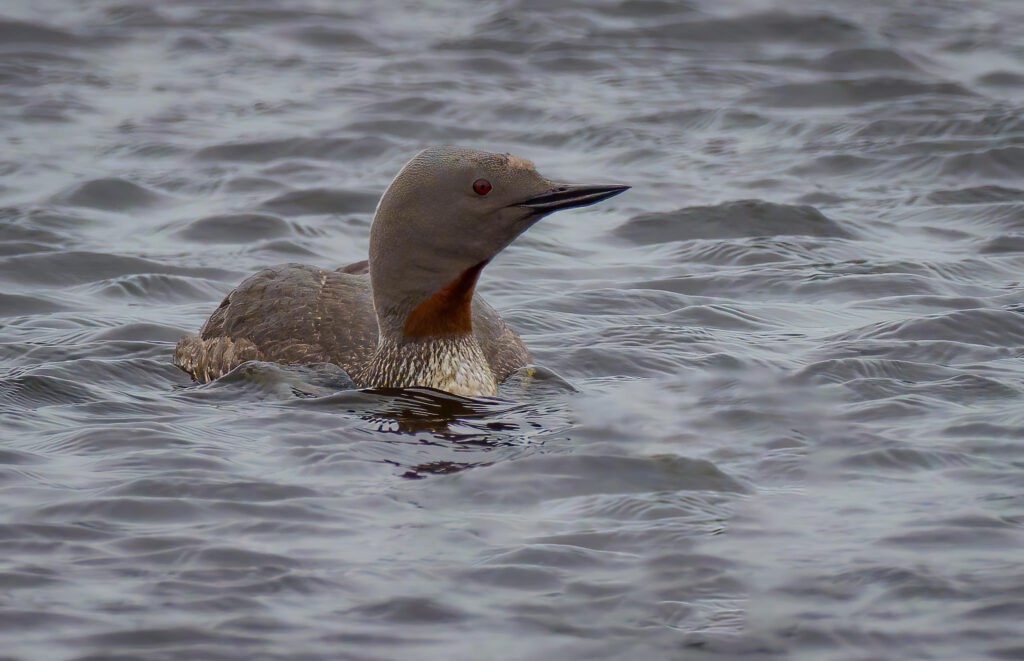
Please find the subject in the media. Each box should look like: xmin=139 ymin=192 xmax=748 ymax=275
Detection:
xmin=175 ymin=263 xmax=378 ymax=381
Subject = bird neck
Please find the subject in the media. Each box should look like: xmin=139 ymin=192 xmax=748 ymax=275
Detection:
xmin=369 ymin=260 xmax=488 ymax=337
xmin=359 ymin=333 xmax=498 ymax=397
xmin=360 ymin=261 xmax=497 ymax=396
xmin=401 ymin=261 xmax=487 ymax=337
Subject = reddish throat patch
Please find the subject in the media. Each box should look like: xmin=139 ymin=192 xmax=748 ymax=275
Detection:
xmin=403 ymin=261 xmax=488 ymax=338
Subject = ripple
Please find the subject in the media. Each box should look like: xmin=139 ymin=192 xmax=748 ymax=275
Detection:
xmin=53 ymin=178 xmax=168 ymax=211
xmin=194 ymin=135 xmax=393 ymax=162
xmin=0 ymin=608 xmax=96 ymax=631
xmin=980 ymin=234 xmax=1024 ymax=254
xmin=816 ymin=47 xmax=921 ymax=72
xmin=0 ymin=240 xmax=56 ymax=256
xmin=0 ymin=292 xmax=68 ymax=316
xmin=282 ymin=25 xmax=378 ymax=51
xmin=30 ymin=497 xmax=208 ymax=524
xmin=0 ymin=251 xmax=235 ymax=286
xmin=34 ymin=423 xmax=195 ymax=455
xmin=345 ymin=118 xmax=488 ymax=141
xmin=750 ymin=77 xmax=972 ymax=107
xmin=458 ymin=564 xmax=563 ymax=590
xmin=203 ymin=360 xmax=356 ymax=398
xmin=598 ymin=11 xmax=865 ymax=45
xmin=844 ymin=308 xmax=1024 ymax=346
xmin=881 ymin=526 xmax=1017 ymax=548
xmin=75 ymin=625 xmax=259 ymax=650
xmin=92 ymin=274 xmax=227 ymax=302
xmin=941 ymin=146 xmax=1024 ymax=179
xmin=0 ymin=20 xmax=81 ymax=47
xmin=481 ymin=543 xmax=620 ymax=569
xmin=0 ymin=448 xmax=45 ymax=465
xmin=0 ymin=373 xmax=102 ymax=410
xmin=0 ymin=222 xmax=65 ymax=244
xmin=788 ymin=153 xmax=886 ymax=176
xmin=193 ymin=6 xmax=353 ymax=28
xmin=614 ymin=200 xmax=850 ymax=243
xmin=0 ymin=567 xmax=63 ymax=590
xmin=104 ymin=478 xmax=320 ymax=501
xmin=854 ymin=111 xmax=1024 ymax=139
xmin=175 ymin=213 xmax=291 ymax=243
xmin=838 ymin=446 xmax=974 ymax=471
xmin=257 ymin=188 xmax=378 ymax=216
xmin=345 ymin=597 xmax=469 ymax=624
xmin=451 ymin=453 xmax=749 ymax=506
xmin=90 ymin=322 xmax=190 ymax=343
xmin=797 ymin=357 xmax=960 ymax=385
xmin=927 ymin=185 xmax=1024 ymax=205
xmin=977 ymin=70 xmax=1024 ymax=88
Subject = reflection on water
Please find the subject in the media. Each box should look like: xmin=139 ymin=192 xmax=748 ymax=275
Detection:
xmin=3 ymin=0 xmax=1024 ymax=659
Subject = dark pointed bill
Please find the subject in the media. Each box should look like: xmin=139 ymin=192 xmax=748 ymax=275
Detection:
xmin=515 ymin=183 xmax=630 ymax=212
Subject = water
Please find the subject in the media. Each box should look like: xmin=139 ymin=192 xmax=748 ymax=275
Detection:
xmin=2 ymin=0 xmax=1024 ymax=658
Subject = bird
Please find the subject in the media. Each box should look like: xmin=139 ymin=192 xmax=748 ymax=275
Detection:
xmin=174 ymin=146 xmax=628 ymax=396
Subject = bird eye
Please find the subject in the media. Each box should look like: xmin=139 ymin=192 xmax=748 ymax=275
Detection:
xmin=473 ymin=178 xmax=492 ymax=196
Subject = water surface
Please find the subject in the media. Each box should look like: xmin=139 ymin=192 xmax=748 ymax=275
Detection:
xmin=3 ymin=0 xmax=1024 ymax=659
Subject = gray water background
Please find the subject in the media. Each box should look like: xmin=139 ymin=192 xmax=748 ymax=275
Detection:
xmin=3 ymin=0 xmax=1024 ymax=659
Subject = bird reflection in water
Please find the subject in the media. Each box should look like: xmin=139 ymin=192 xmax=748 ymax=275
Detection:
xmin=186 ymin=360 xmax=572 ymax=477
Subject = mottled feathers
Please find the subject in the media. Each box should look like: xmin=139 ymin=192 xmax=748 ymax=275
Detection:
xmin=174 ymin=262 xmax=529 ymax=388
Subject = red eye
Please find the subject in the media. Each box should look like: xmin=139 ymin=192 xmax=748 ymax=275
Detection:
xmin=472 ymin=178 xmax=492 ymax=196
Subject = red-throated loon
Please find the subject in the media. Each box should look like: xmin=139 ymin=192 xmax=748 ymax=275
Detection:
xmin=174 ymin=146 xmax=628 ymax=396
